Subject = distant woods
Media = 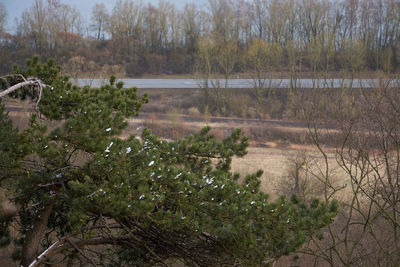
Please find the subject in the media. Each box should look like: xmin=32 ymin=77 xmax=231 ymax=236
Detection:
xmin=1 ymin=0 xmax=400 ymax=75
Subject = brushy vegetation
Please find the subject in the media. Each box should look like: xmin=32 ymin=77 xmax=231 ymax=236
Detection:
xmin=1 ymin=0 xmax=400 ymax=76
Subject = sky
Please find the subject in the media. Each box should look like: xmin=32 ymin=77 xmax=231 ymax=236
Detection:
xmin=2 ymin=0 xmax=207 ymax=33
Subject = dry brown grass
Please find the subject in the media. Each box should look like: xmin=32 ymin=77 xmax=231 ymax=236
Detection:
xmin=232 ymin=147 xmax=290 ymax=195
xmin=231 ymin=145 xmax=351 ymax=201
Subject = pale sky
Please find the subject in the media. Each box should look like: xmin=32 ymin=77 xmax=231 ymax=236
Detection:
xmin=2 ymin=0 xmax=208 ymax=33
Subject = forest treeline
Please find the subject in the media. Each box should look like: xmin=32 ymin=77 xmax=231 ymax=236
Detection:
xmin=0 ymin=0 xmax=400 ymax=76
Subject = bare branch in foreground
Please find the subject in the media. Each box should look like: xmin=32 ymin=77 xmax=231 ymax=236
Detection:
xmin=1 ymin=77 xmax=48 ymax=112
xmin=0 ymin=80 xmax=38 ymax=98
xmin=28 ymin=237 xmax=129 ymax=267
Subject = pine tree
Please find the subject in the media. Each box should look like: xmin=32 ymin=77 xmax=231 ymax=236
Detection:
xmin=0 ymin=57 xmax=338 ymax=266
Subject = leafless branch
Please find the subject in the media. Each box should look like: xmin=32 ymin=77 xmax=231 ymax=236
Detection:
xmin=0 ymin=80 xmax=39 ymax=98
xmin=0 ymin=76 xmax=48 ymax=111
xmin=65 ymin=237 xmax=97 ymax=266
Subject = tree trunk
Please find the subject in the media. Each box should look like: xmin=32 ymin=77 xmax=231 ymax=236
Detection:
xmin=21 ymin=202 xmax=54 ymax=267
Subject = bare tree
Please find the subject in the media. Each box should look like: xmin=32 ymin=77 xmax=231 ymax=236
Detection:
xmin=108 ymin=0 xmax=143 ymax=58
xmin=166 ymin=2 xmax=182 ymax=50
xmin=17 ymin=0 xmax=49 ymax=52
xmin=0 ymin=3 xmax=7 ymax=33
xmin=275 ymin=149 xmax=326 ymax=201
xmin=298 ymin=77 xmax=400 ymax=266
xmin=208 ymin=0 xmax=235 ymax=43
xmin=182 ymin=3 xmax=203 ymax=67
xmin=57 ymin=4 xmax=82 ymax=34
xmin=90 ymin=3 xmax=108 ymax=40
xmin=246 ymin=39 xmax=282 ymax=118
xmin=248 ymin=0 xmax=268 ymax=40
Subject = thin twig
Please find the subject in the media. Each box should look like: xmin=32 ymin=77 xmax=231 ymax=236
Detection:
xmin=65 ymin=237 xmax=97 ymax=266
xmin=118 ymin=221 xmax=169 ymax=266
xmin=0 ymin=74 xmax=27 ymax=82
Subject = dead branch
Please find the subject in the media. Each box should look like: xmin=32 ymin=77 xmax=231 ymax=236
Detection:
xmin=28 ymin=237 xmax=130 ymax=267
xmin=65 ymin=237 xmax=97 ymax=266
xmin=0 ymin=77 xmax=47 ymax=110
xmin=0 ymin=80 xmax=39 ymax=98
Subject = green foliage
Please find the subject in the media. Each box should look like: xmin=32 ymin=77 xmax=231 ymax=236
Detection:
xmin=0 ymin=58 xmax=337 ymax=266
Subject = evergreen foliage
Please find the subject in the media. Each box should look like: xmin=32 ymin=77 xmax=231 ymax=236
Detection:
xmin=0 ymin=57 xmax=337 ymax=266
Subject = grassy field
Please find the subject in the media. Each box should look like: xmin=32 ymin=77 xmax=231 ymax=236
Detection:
xmin=232 ymin=146 xmax=302 ymax=195
xmin=232 ymin=145 xmax=349 ymax=198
